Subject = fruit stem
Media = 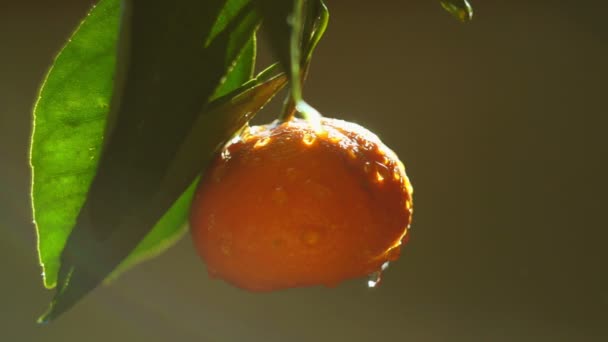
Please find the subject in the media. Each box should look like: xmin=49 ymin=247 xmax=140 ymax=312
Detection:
xmin=279 ymin=0 xmax=323 ymax=131
xmin=279 ymin=61 xmax=310 ymax=122
xmin=279 ymin=92 xmax=297 ymax=122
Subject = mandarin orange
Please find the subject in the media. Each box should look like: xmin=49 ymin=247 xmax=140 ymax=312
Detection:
xmin=189 ymin=117 xmax=413 ymax=291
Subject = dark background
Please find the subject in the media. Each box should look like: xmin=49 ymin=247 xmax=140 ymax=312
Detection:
xmin=1 ymin=0 xmax=607 ymax=341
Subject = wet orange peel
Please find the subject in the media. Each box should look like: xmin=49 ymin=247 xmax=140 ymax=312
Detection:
xmin=189 ymin=117 xmax=413 ymax=291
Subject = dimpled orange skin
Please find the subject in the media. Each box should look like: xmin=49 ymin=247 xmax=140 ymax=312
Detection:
xmin=189 ymin=117 xmax=413 ymax=291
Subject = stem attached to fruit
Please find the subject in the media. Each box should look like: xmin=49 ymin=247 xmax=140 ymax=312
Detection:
xmin=278 ymin=0 xmax=324 ymax=130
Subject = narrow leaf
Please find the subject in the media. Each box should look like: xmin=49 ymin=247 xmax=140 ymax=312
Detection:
xmin=277 ymin=0 xmax=329 ymax=120
xmin=301 ymin=0 xmax=329 ymax=63
xmin=213 ymin=36 xmax=257 ymax=100
xmin=254 ymin=0 xmax=328 ymax=123
xmin=253 ymin=0 xmax=295 ymax=72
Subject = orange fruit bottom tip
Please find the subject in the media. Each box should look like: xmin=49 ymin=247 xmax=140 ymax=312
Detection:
xmin=189 ymin=117 xmax=413 ymax=291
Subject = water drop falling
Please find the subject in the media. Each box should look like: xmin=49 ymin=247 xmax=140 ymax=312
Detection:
xmin=367 ymin=271 xmax=382 ymax=288
xmin=440 ymin=0 xmax=473 ymax=22
xmin=381 ymin=261 xmax=390 ymax=271
xmin=367 ymin=262 xmax=390 ymax=288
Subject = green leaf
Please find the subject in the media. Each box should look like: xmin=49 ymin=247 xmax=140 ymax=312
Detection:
xmin=301 ymin=0 xmax=329 ymax=64
xmin=39 ymin=68 xmax=286 ymax=324
xmin=105 ymin=180 xmax=197 ymax=283
xmin=254 ymin=0 xmax=328 ymax=122
xmin=278 ymin=0 xmax=328 ymax=120
xmin=107 ymin=34 xmax=258 ymax=283
xmin=254 ymin=0 xmax=328 ymax=76
xmin=166 ymin=70 xmax=288 ymax=189
xmin=31 ymin=0 xmax=273 ymax=322
xmin=31 ymin=0 xmax=258 ymax=292
xmin=440 ymin=0 xmax=474 ymax=22
xmin=30 ymin=0 xmax=120 ymax=290
xmin=254 ymin=0 xmax=295 ymax=72
xmin=213 ymin=35 xmax=256 ymax=100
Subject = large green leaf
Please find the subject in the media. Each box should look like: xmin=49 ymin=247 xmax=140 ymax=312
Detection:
xmin=32 ymin=1 xmax=262 ymax=293
xmin=31 ymin=0 xmax=257 ymax=291
xmin=30 ymin=0 xmax=269 ymax=322
xmin=31 ymin=0 xmax=120 ymax=290
xmin=107 ymin=35 xmax=258 ymax=282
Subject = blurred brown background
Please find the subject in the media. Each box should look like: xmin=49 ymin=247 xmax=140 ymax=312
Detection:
xmin=1 ymin=0 xmax=607 ymax=341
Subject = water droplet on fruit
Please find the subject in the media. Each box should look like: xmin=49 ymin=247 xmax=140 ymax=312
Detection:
xmin=404 ymin=179 xmax=414 ymax=196
xmin=219 ymin=236 xmax=233 ymax=256
xmin=393 ymin=168 xmax=401 ymax=181
xmin=286 ymin=167 xmax=297 ymax=181
xmin=207 ymin=213 xmax=216 ymax=231
xmin=302 ymin=133 xmax=316 ymax=146
xmin=382 ymin=155 xmax=391 ymax=165
xmin=374 ymin=162 xmax=390 ymax=182
xmin=272 ymin=238 xmax=285 ymax=248
xmin=254 ymin=136 xmax=271 ymax=148
xmin=363 ymin=162 xmax=372 ymax=173
xmin=405 ymin=199 xmax=413 ymax=211
xmin=272 ymin=186 xmax=288 ymax=205
xmin=328 ymin=131 xmax=342 ymax=143
xmin=301 ymin=229 xmax=321 ymax=246
xmin=375 ymin=170 xmax=385 ymax=183
xmin=220 ymin=244 xmax=232 ymax=256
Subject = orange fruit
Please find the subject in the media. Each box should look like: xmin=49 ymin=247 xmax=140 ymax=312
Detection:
xmin=189 ymin=117 xmax=413 ymax=291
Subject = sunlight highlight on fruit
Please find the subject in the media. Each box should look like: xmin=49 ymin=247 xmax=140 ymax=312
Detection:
xmin=189 ymin=117 xmax=414 ymax=291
